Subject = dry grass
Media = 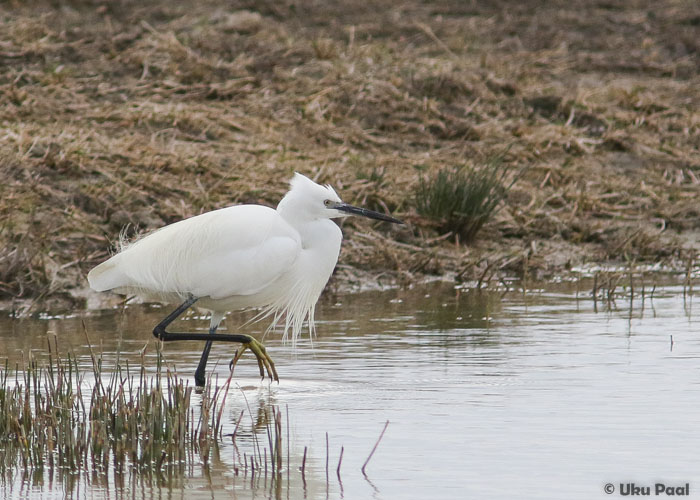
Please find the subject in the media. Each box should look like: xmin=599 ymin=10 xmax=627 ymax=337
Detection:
xmin=0 ymin=0 xmax=698 ymax=306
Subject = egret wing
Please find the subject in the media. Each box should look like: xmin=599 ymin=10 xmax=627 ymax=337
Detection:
xmin=96 ymin=205 xmax=301 ymax=299
xmin=189 ymin=233 xmax=300 ymax=299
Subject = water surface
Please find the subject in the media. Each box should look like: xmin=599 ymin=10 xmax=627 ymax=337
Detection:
xmin=0 ymin=280 xmax=698 ymax=499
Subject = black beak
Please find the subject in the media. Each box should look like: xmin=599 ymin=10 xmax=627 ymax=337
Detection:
xmin=332 ymin=202 xmax=404 ymax=224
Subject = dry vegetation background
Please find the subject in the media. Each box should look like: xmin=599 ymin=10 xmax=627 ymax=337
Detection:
xmin=0 ymin=0 xmax=698 ymax=308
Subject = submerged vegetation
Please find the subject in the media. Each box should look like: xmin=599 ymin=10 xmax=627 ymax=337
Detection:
xmin=0 ymin=339 xmax=290 ymax=486
xmin=0 ymin=345 xmax=219 ymax=473
xmin=0 ymin=336 xmax=389 ymax=495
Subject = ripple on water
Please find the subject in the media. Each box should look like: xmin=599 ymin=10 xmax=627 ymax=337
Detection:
xmin=0 ymin=281 xmax=699 ymax=499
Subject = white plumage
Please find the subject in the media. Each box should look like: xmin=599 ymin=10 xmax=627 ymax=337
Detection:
xmin=90 ymin=173 xmax=343 ymax=341
xmin=88 ymin=172 xmax=402 ymax=384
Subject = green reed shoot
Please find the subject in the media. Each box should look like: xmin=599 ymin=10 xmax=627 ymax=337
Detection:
xmin=415 ymin=152 xmax=517 ymax=242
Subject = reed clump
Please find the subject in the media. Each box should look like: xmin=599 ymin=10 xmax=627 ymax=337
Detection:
xmin=0 ymin=340 xmax=225 ymax=475
xmin=0 ymin=341 xmax=362 ymax=497
xmin=415 ymin=154 xmax=517 ymax=243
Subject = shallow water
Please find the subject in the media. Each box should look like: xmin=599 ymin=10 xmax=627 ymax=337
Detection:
xmin=1 ymin=280 xmax=699 ymax=499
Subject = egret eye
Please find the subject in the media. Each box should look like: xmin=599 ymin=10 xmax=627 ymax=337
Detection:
xmin=324 ymin=199 xmax=332 ymax=207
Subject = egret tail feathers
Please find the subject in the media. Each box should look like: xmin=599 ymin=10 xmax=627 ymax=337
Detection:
xmin=87 ymin=255 xmax=129 ymax=292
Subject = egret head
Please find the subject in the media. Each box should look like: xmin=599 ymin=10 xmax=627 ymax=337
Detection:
xmin=277 ymin=173 xmax=403 ymax=224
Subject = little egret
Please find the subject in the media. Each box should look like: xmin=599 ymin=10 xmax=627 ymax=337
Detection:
xmin=88 ymin=173 xmax=403 ymax=386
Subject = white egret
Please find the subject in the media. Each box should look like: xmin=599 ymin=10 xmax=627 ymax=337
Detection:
xmin=87 ymin=173 xmax=403 ymax=386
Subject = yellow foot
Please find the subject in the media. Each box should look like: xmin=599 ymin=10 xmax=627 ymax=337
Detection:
xmin=229 ymin=336 xmax=279 ymax=382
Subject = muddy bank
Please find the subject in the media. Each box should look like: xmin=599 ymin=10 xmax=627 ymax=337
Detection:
xmin=1 ymin=0 xmax=698 ymax=310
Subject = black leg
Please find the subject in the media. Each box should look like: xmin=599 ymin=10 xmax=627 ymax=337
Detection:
xmin=194 ymin=336 xmax=215 ymax=388
xmin=152 ymin=296 xmax=279 ymax=384
xmin=153 ymin=296 xmax=263 ymax=344
xmin=152 ymin=295 xmax=198 ymax=336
